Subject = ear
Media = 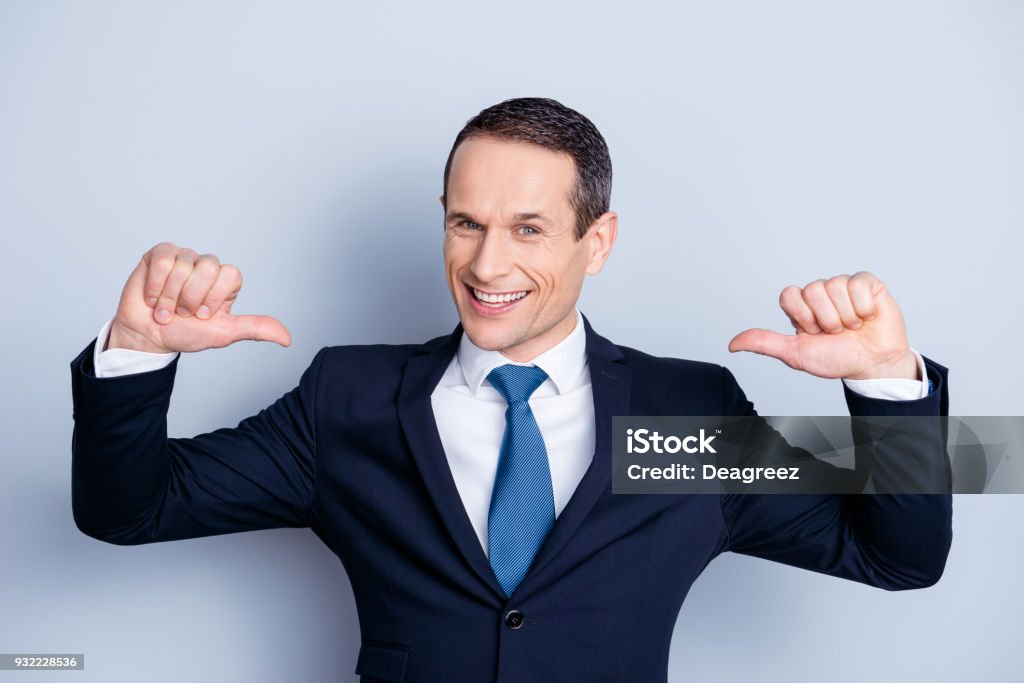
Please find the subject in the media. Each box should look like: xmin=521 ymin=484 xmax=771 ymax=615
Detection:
xmin=584 ymin=211 xmax=618 ymax=276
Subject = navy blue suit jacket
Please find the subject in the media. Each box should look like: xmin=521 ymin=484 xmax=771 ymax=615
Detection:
xmin=70 ymin=316 xmax=952 ymax=683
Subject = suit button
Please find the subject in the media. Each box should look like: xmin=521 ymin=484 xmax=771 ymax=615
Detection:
xmin=504 ymin=609 xmax=524 ymax=630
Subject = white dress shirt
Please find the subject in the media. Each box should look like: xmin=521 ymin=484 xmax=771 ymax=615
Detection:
xmin=90 ymin=312 xmax=929 ymax=557
xmin=430 ymin=310 xmax=595 ymax=557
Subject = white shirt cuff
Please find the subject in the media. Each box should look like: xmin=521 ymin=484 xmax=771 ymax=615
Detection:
xmin=841 ymin=349 xmax=929 ymax=401
xmin=93 ymin=319 xmax=179 ymax=378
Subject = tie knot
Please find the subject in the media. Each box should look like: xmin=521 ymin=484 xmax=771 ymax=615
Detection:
xmin=487 ymin=364 xmax=549 ymax=404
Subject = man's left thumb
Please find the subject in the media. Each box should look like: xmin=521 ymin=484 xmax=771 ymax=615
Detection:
xmin=728 ymin=328 xmax=796 ymax=365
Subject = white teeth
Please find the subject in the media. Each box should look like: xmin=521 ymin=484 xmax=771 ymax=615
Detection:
xmin=472 ymin=288 xmax=527 ymax=305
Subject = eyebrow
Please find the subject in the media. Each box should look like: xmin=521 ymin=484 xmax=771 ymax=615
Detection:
xmin=445 ymin=211 xmax=477 ymax=223
xmin=511 ymin=212 xmax=549 ymax=223
xmin=445 ymin=211 xmax=551 ymax=224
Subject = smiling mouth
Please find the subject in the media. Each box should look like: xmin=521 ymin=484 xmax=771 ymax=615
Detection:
xmin=465 ymin=284 xmax=531 ymax=308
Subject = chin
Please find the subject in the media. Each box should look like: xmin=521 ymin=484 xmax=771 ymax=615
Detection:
xmin=459 ymin=318 xmax=521 ymax=353
xmin=461 ymin=327 xmax=508 ymax=352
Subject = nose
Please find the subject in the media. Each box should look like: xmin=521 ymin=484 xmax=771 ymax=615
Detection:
xmin=470 ymin=229 xmax=513 ymax=283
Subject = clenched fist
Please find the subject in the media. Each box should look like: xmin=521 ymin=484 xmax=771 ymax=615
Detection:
xmin=107 ymin=242 xmax=291 ymax=354
xmin=728 ymin=272 xmax=919 ymax=381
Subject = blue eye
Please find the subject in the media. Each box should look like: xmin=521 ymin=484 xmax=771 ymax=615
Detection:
xmin=520 ymin=226 xmax=538 ymax=235
xmin=464 ymin=221 xmax=481 ymax=230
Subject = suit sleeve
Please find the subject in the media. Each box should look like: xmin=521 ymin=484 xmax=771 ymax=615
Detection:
xmin=718 ymin=358 xmax=953 ymax=590
xmin=70 ymin=339 xmax=325 ymax=545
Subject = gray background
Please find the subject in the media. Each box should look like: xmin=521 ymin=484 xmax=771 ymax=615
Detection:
xmin=1 ymin=0 xmax=1021 ymax=680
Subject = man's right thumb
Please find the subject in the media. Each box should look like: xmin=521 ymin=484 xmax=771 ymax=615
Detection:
xmin=227 ymin=315 xmax=292 ymax=347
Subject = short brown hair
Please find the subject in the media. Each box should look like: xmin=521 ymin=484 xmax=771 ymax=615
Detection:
xmin=442 ymin=97 xmax=613 ymax=241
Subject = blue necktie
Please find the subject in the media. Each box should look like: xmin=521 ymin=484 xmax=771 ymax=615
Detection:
xmin=486 ymin=364 xmax=554 ymax=598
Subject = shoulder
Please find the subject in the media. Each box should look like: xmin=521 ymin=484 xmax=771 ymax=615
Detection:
xmin=615 ymin=343 xmax=727 ymax=384
xmin=583 ymin=316 xmax=725 ymax=382
xmin=608 ymin=342 xmax=753 ymax=416
xmin=290 ymin=331 xmax=454 ymax=409
xmin=314 ymin=332 xmax=449 ymax=379
xmin=319 ymin=340 xmax=428 ymax=367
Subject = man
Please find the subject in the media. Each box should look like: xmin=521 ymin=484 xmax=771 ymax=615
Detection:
xmin=71 ymin=98 xmax=951 ymax=682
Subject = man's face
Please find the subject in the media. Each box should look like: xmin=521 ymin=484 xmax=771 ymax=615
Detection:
xmin=442 ymin=137 xmax=616 ymax=362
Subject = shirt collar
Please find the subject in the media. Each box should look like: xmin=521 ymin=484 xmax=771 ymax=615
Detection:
xmin=457 ymin=309 xmax=587 ymax=396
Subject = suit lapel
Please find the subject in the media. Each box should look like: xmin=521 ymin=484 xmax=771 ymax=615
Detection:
xmin=513 ymin=315 xmax=632 ymax=598
xmin=397 ymin=325 xmax=507 ymax=602
xmin=397 ymin=316 xmax=631 ymax=603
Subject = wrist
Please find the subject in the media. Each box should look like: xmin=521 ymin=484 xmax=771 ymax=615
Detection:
xmin=107 ymin=320 xmax=168 ymax=354
xmin=846 ymin=349 xmax=919 ymax=381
